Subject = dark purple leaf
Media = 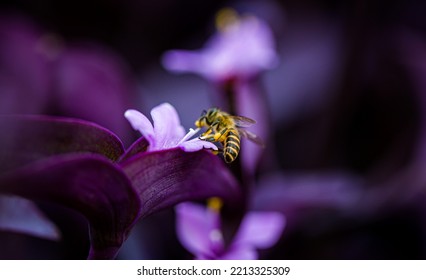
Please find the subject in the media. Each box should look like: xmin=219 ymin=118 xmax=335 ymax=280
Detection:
xmin=0 ymin=115 xmax=124 ymax=172
xmin=0 ymin=154 xmax=140 ymax=259
xmin=120 ymin=148 xmax=242 ymax=219
xmin=119 ymin=136 xmax=149 ymax=162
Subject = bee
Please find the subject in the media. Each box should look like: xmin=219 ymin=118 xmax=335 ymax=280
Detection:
xmin=195 ymin=108 xmax=263 ymax=163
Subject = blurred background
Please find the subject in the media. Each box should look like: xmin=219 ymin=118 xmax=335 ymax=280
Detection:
xmin=2 ymin=0 xmax=426 ymax=259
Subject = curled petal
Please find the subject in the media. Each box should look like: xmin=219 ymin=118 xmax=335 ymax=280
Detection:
xmin=120 ymin=148 xmax=242 ymax=219
xmin=124 ymin=109 xmax=155 ymax=145
xmin=232 ymin=212 xmax=286 ymax=249
xmin=0 ymin=154 xmax=141 ymax=259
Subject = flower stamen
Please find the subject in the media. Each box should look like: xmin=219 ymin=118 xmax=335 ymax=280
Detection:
xmin=177 ymin=128 xmax=200 ymax=145
xmin=215 ymin=8 xmax=239 ymax=32
xmin=207 ymin=197 xmax=223 ymax=213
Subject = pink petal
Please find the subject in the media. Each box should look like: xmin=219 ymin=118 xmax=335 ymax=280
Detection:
xmin=175 ymin=202 xmax=223 ymax=257
xmin=162 ymin=17 xmax=278 ymax=81
xmin=232 ymin=211 xmax=286 ymax=249
xmin=124 ymin=109 xmax=155 ymax=145
xmin=162 ymin=50 xmax=205 ymax=75
xmin=150 ymin=103 xmax=185 ymax=149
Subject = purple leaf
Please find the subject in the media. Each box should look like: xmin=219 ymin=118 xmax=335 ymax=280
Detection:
xmin=119 ymin=136 xmax=150 ymax=162
xmin=0 ymin=115 xmax=124 ymax=172
xmin=0 ymin=154 xmax=140 ymax=259
xmin=120 ymin=148 xmax=242 ymax=219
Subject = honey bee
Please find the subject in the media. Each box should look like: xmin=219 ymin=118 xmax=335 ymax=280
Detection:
xmin=195 ymin=108 xmax=263 ymax=163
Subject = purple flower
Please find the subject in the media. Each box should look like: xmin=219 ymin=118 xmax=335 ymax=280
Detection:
xmin=0 ymin=114 xmax=241 ymax=259
xmin=124 ymin=103 xmax=217 ymax=152
xmin=175 ymin=202 xmax=285 ymax=259
xmin=162 ymin=12 xmax=278 ymax=82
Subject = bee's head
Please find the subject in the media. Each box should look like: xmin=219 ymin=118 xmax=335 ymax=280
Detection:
xmin=195 ymin=109 xmax=208 ymax=128
xmin=205 ymin=108 xmax=219 ymax=125
xmin=195 ymin=108 xmax=217 ymax=127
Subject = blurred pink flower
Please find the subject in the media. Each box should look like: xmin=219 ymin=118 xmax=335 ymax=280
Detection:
xmin=175 ymin=202 xmax=285 ymax=259
xmin=162 ymin=16 xmax=278 ymax=82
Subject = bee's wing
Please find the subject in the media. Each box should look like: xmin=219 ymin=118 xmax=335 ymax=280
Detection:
xmin=238 ymin=128 xmax=265 ymax=147
xmin=230 ymin=115 xmax=256 ymax=127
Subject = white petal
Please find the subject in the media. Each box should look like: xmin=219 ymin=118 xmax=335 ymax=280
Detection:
xmin=180 ymin=138 xmax=218 ymax=152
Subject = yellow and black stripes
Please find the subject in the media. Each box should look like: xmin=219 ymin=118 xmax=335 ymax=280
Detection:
xmin=224 ymin=129 xmax=240 ymax=163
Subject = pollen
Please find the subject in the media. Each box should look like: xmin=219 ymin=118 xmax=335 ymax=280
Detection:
xmin=215 ymin=8 xmax=239 ymax=32
xmin=207 ymin=197 xmax=223 ymax=212
xmin=214 ymin=132 xmax=224 ymax=141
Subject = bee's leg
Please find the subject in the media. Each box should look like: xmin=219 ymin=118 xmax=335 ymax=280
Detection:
xmin=211 ymin=147 xmax=223 ymax=156
xmin=200 ymin=122 xmax=221 ymax=141
xmin=200 ymin=127 xmax=216 ymax=141
xmin=201 ymin=134 xmax=216 ymax=142
xmin=213 ymin=127 xmax=229 ymax=142
xmin=200 ymin=127 xmax=212 ymax=137
xmin=202 ymin=126 xmax=228 ymax=142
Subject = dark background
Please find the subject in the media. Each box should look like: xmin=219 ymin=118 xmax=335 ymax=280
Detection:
xmin=2 ymin=0 xmax=426 ymax=259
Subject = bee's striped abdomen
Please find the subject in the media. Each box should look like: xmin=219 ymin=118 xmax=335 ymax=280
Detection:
xmin=224 ymin=129 xmax=240 ymax=163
